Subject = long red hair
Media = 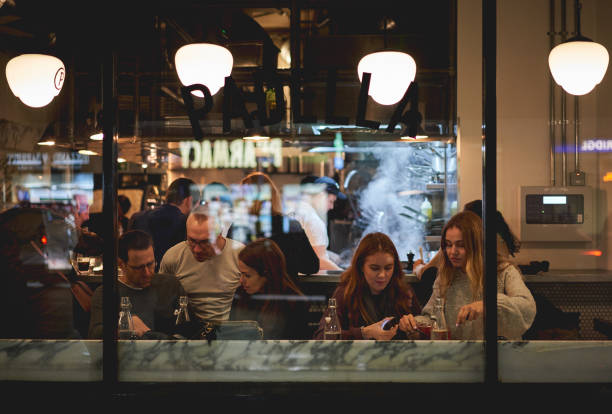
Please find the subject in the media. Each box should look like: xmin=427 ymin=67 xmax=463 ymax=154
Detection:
xmin=341 ymin=232 xmax=419 ymax=325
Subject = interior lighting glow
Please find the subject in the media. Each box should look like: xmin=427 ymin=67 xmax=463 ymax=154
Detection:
xmin=357 ymin=51 xmax=416 ymax=105
xmin=37 ymin=139 xmax=55 ymax=146
xmin=174 ymin=43 xmax=233 ymax=97
xmin=549 ymin=40 xmax=609 ymax=95
xmin=243 ymin=135 xmax=270 ymax=141
xmin=90 ymin=132 xmax=103 ymax=141
xmin=582 ymin=250 xmax=603 ymax=257
xmin=6 ymin=54 xmax=65 ymax=107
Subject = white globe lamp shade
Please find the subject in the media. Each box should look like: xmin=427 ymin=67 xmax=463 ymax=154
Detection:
xmin=548 ymin=40 xmax=609 ymax=95
xmin=6 ymin=54 xmax=65 ymax=108
xmin=357 ymin=51 xmax=416 ymax=105
xmin=174 ymin=43 xmax=233 ymax=97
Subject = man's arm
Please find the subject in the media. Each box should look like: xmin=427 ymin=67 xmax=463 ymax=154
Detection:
xmin=313 ymin=245 xmax=341 ymax=271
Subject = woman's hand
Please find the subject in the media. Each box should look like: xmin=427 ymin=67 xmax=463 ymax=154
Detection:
xmin=362 ymin=317 xmax=398 ymax=340
xmin=398 ymin=314 xmax=417 ymax=333
xmin=456 ymin=301 xmax=484 ymax=326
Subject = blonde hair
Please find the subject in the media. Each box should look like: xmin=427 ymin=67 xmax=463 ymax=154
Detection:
xmin=438 ymin=211 xmax=484 ymax=300
xmin=240 ymin=172 xmax=282 ymax=216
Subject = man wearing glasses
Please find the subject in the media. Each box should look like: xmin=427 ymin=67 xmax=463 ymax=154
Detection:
xmin=88 ymin=230 xmax=186 ymax=339
xmin=159 ymin=205 xmax=244 ymax=322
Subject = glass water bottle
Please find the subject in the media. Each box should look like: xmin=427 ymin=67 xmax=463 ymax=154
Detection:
xmin=118 ymin=296 xmax=136 ymax=339
xmin=431 ymin=297 xmax=449 ymax=340
xmin=174 ymin=295 xmax=190 ymax=326
xmin=323 ymin=298 xmax=341 ymax=340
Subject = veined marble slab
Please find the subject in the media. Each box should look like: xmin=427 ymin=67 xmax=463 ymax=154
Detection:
xmin=1 ymin=339 xmax=610 ymax=383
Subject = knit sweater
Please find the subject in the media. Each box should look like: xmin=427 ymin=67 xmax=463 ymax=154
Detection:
xmin=417 ymin=265 xmax=536 ymax=340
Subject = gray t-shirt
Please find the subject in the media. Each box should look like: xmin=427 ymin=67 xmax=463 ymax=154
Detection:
xmin=159 ymin=238 xmax=244 ymax=321
xmin=417 ymin=265 xmax=536 ymax=340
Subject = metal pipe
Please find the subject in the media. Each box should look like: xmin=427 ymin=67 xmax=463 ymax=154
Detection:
xmin=561 ymin=0 xmax=567 ymax=186
xmin=574 ymin=96 xmax=580 ymax=171
xmin=574 ymin=0 xmax=581 ymax=171
xmin=549 ymin=0 xmax=557 ymax=186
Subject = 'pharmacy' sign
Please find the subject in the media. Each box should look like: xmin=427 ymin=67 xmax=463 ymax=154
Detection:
xmin=177 ymin=138 xmax=282 ymax=169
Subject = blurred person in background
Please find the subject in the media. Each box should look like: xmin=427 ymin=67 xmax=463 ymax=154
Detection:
xmin=227 ymin=171 xmax=319 ymax=280
xmin=130 ymin=177 xmax=200 ymax=269
xmin=287 ymin=176 xmax=346 ymax=271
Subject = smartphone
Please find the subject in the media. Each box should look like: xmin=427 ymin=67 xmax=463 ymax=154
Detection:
xmin=381 ymin=316 xmax=399 ymax=330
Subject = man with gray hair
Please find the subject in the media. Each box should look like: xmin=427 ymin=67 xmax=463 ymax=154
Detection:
xmin=159 ymin=204 xmax=244 ymax=321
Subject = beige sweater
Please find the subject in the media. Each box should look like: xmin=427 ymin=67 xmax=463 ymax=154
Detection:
xmin=417 ymin=265 xmax=536 ymax=340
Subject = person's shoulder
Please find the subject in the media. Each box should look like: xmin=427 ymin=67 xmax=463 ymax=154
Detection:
xmin=225 ymin=237 xmax=245 ymax=250
xmin=163 ymin=241 xmax=188 ymax=259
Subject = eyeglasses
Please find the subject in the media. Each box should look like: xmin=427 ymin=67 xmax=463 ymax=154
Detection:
xmin=126 ymin=260 xmax=156 ymax=272
xmin=186 ymin=237 xmax=214 ymax=249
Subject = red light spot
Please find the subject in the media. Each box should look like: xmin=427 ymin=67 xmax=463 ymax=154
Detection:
xmin=583 ymin=250 xmax=602 ymax=257
xmin=41 ymin=235 xmax=48 ymax=245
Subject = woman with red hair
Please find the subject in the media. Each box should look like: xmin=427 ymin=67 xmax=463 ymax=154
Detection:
xmin=231 ymin=238 xmax=310 ymax=339
xmin=314 ymin=232 xmax=421 ymax=340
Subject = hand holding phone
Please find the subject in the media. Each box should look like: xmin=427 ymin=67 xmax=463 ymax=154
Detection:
xmin=381 ymin=316 xmax=399 ymax=330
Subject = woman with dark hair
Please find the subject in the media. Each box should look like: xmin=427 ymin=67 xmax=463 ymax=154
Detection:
xmin=230 ymin=238 xmax=310 ymax=339
xmin=227 ymin=171 xmax=319 ymax=281
xmin=313 ymin=232 xmax=421 ymax=340
xmin=411 ymin=211 xmax=536 ymax=340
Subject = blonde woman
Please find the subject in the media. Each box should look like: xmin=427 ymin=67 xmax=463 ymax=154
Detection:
xmin=414 ymin=211 xmax=536 ymax=340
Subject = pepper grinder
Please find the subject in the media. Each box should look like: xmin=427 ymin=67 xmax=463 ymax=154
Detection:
xmin=406 ymin=251 xmax=415 ymax=272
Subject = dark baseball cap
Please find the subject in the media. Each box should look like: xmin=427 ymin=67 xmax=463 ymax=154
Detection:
xmin=314 ymin=176 xmax=347 ymax=200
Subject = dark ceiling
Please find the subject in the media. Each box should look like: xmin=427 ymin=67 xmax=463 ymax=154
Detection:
xmin=0 ymin=0 xmax=456 ymax=157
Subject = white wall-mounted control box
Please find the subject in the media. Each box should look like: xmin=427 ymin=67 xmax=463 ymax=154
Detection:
xmin=520 ymin=186 xmax=594 ymax=242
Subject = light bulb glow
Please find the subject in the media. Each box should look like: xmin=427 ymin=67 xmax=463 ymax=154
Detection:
xmin=549 ymin=40 xmax=609 ymax=95
xmin=243 ymin=135 xmax=270 ymax=141
xmin=5 ymin=54 xmax=65 ymax=107
xmin=357 ymin=51 xmax=416 ymax=105
xmin=90 ymin=132 xmax=103 ymax=141
xmin=174 ymin=43 xmax=233 ymax=97
xmin=37 ymin=139 xmax=55 ymax=146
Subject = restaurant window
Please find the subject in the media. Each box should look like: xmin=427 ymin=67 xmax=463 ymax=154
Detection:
xmin=2 ymin=0 xmax=610 ymax=392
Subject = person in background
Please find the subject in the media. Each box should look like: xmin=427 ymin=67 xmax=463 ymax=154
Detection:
xmin=159 ymin=204 xmax=244 ymax=322
xmin=314 ymin=232 xmax=421 ymax=340
xmin=227 ymin=171 xmax=319 ymax=280
xmin=231 ymin=238 xmax=310 ymax=339
xmin=82 ymin=194 xmax=132 ymax=237
xmin=410 ymin=211 xmax=536 ymax=340
xmin=88 ymin=230 xmax=186 ymax=339
xmin=287 ymin=176 xmax=346 ymax=271
xmin=129 ymin=177 xmax=199 ymax=268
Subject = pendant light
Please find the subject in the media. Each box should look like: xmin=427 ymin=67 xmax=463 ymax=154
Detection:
xmin=6 ymin=54 xmax=66 ymax=108
xmin=548 ymin=1 xmax=609 ymax=95
xmin=357 ymin=17 xmax=417 ymax=106
xmin=174 ymin=43 xmax=233 ymax=97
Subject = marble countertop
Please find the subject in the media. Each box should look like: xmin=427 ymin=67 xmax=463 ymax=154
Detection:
xmin=1 ymin=339 xmax=611 ymax=383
